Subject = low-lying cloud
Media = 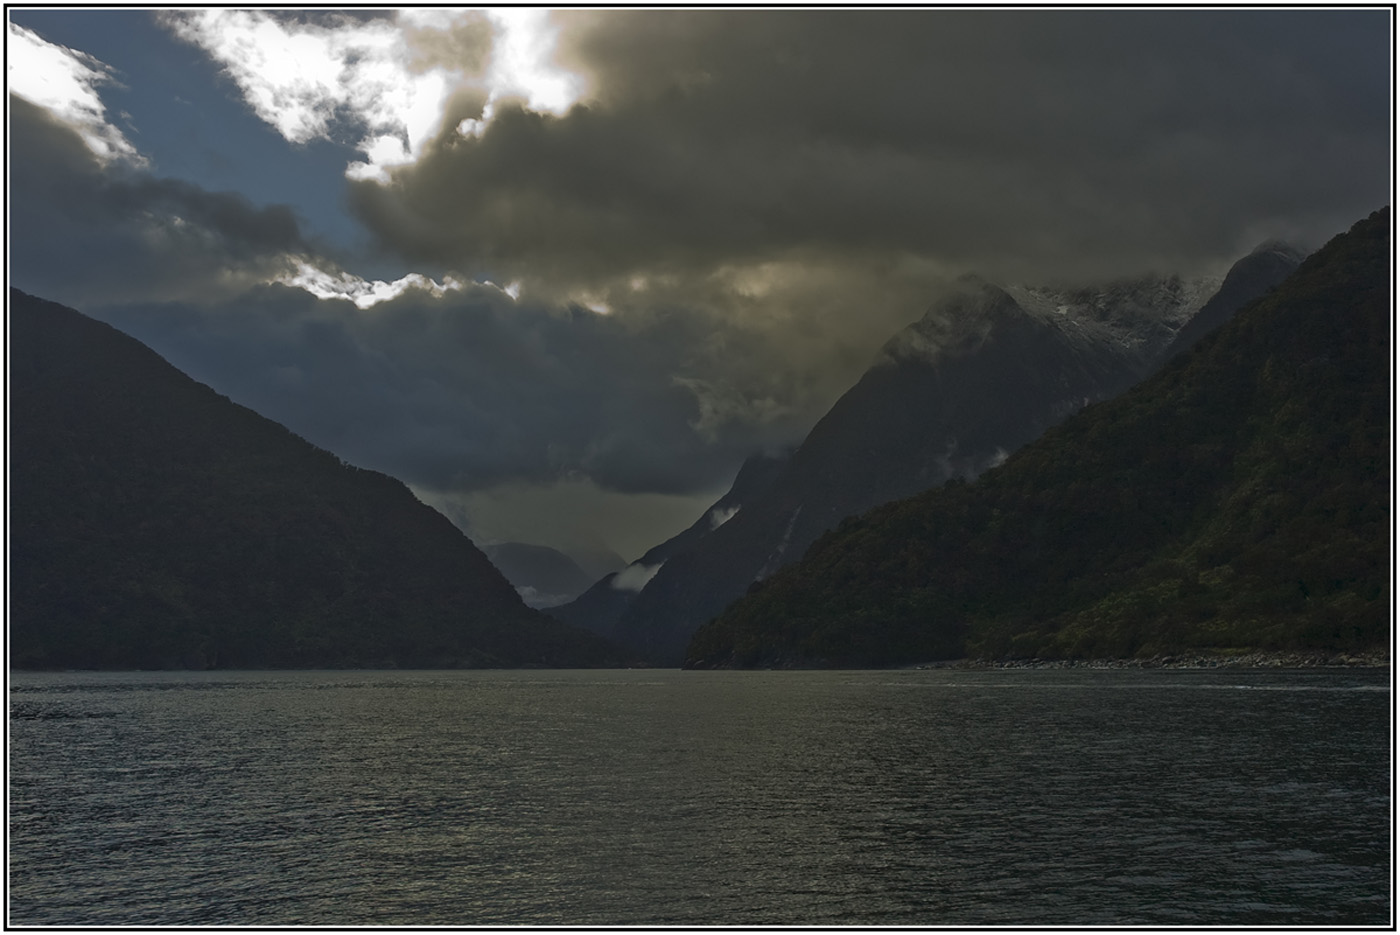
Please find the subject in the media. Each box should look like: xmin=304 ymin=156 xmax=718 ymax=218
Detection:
xmin=708 ymin=505 xmax=740 ymax=530
xmin=611 ymin=562 xmax=663 ymax=592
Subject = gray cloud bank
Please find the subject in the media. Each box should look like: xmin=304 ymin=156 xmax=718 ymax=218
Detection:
xmin=10 ymin=92 xmax=814 ymax=506
xmin=8 ymin=9 xmax=1391 ymax=553
xmin=9 ymin=95 xmax=308 ymax=306
xmin=93 ymin=283 xmax=811 ymax=498
xmin=351 ymin=9 xmax=1389 ymax=290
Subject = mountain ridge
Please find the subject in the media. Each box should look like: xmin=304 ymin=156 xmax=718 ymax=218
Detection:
xmin=9 ymin=289 xmax=623 ymax=670
xmin=588 ymin=250 xmax=1297 ymax=665
xmin=686 ymin=208 xmax=1389 ymax=668
xmin=548 ymin=448 xmax=791 ymax=638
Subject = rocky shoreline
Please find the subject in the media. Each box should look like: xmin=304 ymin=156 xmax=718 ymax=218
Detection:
xmin=916 ymin=649 xmax=1390 ymax=670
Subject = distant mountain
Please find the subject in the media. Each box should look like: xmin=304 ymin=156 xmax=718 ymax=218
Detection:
xmin=687 ymin=209 xmax=1388 ymax=668
xmin=548 ymin=448 xmax=791 ymax=638
xmin=9 ymin=289 xmax=623 ymax=670
xmin=571 ymin=544 xmax=628 ymax=582
xmin=604 ymin=251 xmax=1298 ymax=665
xmin=483 ymin=542 xmax=596 ymax=608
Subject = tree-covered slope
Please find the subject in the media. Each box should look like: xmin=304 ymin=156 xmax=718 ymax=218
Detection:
xmin=686 ymin=209 xmax=1390 ymax=668
xmin=616 ymin=277 xmax=1152 ymax=664
xmin=10 ymin=289 xmax=623 ymax=669
xmin=608 ymin=251 xmax=1290 ymax=666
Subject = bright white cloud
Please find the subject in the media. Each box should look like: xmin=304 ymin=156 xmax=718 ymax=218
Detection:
xmin=278 ymin=259 xmax=464 ymax=309
xmin=159 ymin=9 xmax=592 ymax=310
xmin=162 ymin=9 xmax=447 ymax=182
xmin=482 ymin=10 xmax=581 ymax=116
xmin=484 ymin=280 xmax=522 ymax=300
xmin=7 ymin=21 xmax=144 ymax=165
xmin=161 ymin=9 xmax=585 ymax=180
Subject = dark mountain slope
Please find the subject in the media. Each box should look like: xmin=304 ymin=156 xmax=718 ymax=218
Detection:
xmin=612 ymin=253 xmax=1302 ymax=666
xmin=616 ymin=280 xmax=1158 ymax=664
xmin=1159 ymin=241 xmax=1304 ymax=362
xmin=548 ymin=448 xmax=790 ymax=638
xmin=9 ymin=289 xmax=622 ymax=669
xmin=687 ymin=209 xmax=1389 ymax=668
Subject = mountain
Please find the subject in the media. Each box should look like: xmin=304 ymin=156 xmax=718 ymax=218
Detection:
xmin=1157 ymin=241 xmax=1306 ymax=362
xmin=548 ymin=448 xmax=791 ymax=638
xmin=686 ymin=208 xmax=1389 ymax=668
xmin=483 ymin=542 xmax=597 ymax=608
xmin=602 ymin=251 xmax=1297 ymax=666
xmin=570 ymin=544 xmax=629 ymax=582
xmin=9 ymin=289 xmax=623 ymax=670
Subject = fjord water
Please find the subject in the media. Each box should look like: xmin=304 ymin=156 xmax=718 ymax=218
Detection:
xmin=9 ymin=668 xmax=1390 ymax=926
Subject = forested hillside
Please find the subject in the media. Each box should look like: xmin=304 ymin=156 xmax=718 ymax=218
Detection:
xmin=599 ymin=245 xmax=1293 ymax=665
xmin=10 ymin=290 xmax=623 ymax=669
xmin=687 ymin=209 xmax=1390 ymax=668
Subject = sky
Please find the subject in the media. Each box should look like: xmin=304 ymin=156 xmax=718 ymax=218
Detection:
xmin=7 ymin=7 xmax=1392 ymax=566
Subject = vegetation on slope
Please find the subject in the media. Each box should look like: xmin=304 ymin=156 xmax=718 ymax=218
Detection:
xmin=10 ymin=290 xmax=623 ymax=669
xmin=687 ymin=209 xmax=1390 ymax=668
xmin=610 ymin=246 xmax=1293 ymax=666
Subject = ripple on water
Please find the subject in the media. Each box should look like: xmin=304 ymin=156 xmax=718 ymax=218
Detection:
xmin=7 ymin=666 xmax=1391 ymax=925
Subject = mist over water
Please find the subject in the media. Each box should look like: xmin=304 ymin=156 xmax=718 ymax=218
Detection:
xmin=8 ymin=667 xmax=1390 ymax=925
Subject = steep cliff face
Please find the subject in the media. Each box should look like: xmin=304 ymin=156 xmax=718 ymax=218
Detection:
xmin=10 ymin=289 xmax=622 ymax=670
xmin=688 ymin=210 xmax=1386 ymax=668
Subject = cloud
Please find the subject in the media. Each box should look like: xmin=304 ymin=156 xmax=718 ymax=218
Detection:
xmin=345 ymin=9 xmax=1389 ymax=289
xmin=611 ymin=562 xmax=663 ymax=592
xmin=476 ymin=9 xmax=582 ymax=118
xmin=673 ymin=376 xmax=796 ymax=445
xmin=512 ymin=584 xmax=574 ymax=610
xmin=159 ymin=9 xmax=466 ymax=179
xmin=708 ymin=505 xmax=740 ymax=530
xmin=278 ymin=260 xmax=467 ymax=309
xmin=115 ymin=10 xmax=1390 ymax=521
xmin=10 ymin=8 xmax=1390 ymax=565
xmin=8 ymin=94 xmax=311 ymax=307
xmin=87 ymin=277 xmax=818 ymax=508
xmin=159 ymin=9 xmax=583 ymax=183
xmin=7 ymin=21 xmax=144 ymax=166
xmin=6 ymin=66 xmax=846 ymax=547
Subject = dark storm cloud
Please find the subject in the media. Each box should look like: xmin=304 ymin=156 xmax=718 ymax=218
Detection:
xmin=7 ymin=85 xmax=826 ymax=503
xmin=349 ymin=8 xmax=1389 ymax=287
xmin=95 ymin=283 xmax=813 ymax=498
xmin=9 ymin=94 xmax=311 ymax=306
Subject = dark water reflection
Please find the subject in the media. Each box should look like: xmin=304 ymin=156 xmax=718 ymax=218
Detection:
xmin=8 ymin=667 xmax=1391 ymax=925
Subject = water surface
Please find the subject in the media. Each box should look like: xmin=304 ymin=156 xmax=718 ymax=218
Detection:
xmin=8 ymin=667 xmax=1391 ymax=925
